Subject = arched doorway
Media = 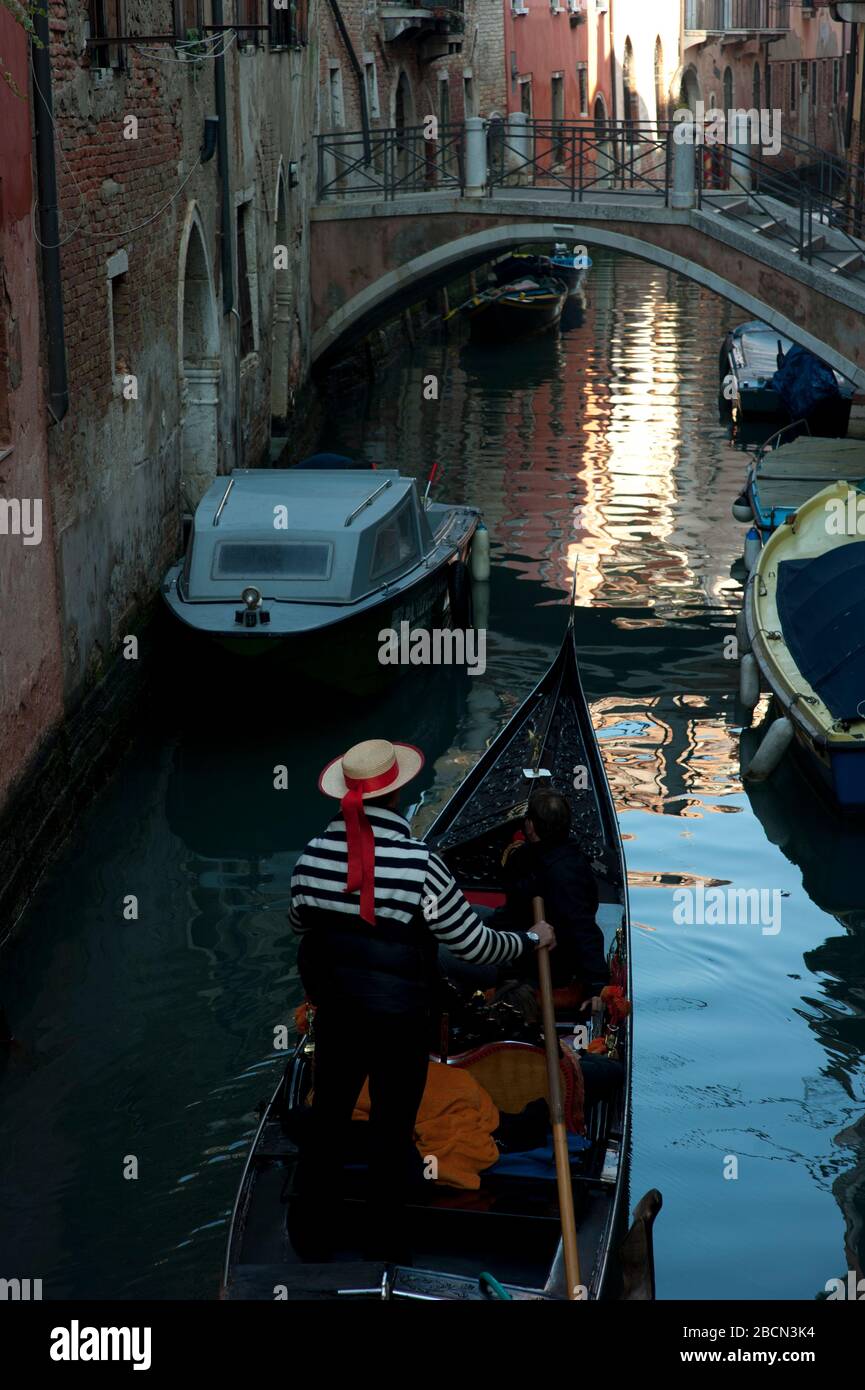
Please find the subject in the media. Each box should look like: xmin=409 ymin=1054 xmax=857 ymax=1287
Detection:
xmin=178 ymin=209 xmax=220 ymax=504
xmin=271 ymin=168 xmax=291 ymax=433
xmin=394 ymin=71 xmax=416 ymax=189
xmin=681 ymin=66 xmax=701 ymax=116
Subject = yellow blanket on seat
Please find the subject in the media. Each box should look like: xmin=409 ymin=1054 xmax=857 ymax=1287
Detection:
xmin=352 ymin=1061 xmax=500 ymax=1190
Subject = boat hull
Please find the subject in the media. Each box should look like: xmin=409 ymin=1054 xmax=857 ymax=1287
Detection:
xmin=744 ymin=480 xmax=865 ymax=813
xmin=163 ymin=546 xmax=473 ymax=696
xmin=468 ymin=294 xmax=566 ymax=343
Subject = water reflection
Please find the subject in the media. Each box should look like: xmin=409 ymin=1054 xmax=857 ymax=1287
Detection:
xmin=1 ymin=248 xmax=862 ymax=1299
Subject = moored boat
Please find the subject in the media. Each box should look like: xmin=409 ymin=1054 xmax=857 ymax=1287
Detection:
xmin=465 ymin=275 xmax=569 ymax=343
xmin=161 ymin=468 xmax=479 ymax=693
xmin=222 ymin=612 xmax=660 ymax=1301
xmin=733 ymin=434 xmax=865 ymax=542
xmin=743 ymin=480 xmax=865 ymax=812
xmin=550 ymin=243 xmax=591 ymax=303
xmin=719 ymin=320 xmax=853 ymax=433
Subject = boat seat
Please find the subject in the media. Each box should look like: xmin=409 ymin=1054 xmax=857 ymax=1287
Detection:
xmin=464 ymin=889 xmax=506 ymax=909
xmin=448 ymin=1040 xmax=584 ymax=1135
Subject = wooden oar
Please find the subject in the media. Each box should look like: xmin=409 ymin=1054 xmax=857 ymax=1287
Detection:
xmin=533 ymin=894 xmax=582 ymax=1300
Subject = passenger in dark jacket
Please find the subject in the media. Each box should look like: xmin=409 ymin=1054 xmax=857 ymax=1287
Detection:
xmin=490 ymin=788 xmax=608 ymax=997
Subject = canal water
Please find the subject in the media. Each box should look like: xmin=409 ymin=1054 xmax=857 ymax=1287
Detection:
xmin=1 ymin=248 xmax=863 ymax=1300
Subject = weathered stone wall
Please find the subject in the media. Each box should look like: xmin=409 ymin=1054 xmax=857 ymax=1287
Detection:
xmin=45 ymin=2 xmax=318 ymax=706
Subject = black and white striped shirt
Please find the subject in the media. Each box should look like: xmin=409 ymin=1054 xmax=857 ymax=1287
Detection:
xmin=288 ymin=807 xmax=526 ymax=966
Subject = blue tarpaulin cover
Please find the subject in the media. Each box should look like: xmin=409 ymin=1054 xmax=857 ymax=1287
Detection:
xmin=776 ymin=544 xmax=865 ymax=722
xmin=485 ymin=1133 xmax=592 ymax=1180
xmin=771 ymin=345 xmax=841 ymax=420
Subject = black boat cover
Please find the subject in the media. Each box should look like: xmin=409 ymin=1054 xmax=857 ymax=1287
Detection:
xmin=776 ymin=545 xmax=865 ymax=722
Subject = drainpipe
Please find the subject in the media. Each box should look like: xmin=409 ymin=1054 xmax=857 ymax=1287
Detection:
xmin=31 ymin=10 xmax=69 ymax=423
xmin=213 ymin=0 xmax=233 ymax=314
xmin=212 ymin=0 xmax=242 ymax=467
xmin=326 ymin=0 xmax=371 ymax=164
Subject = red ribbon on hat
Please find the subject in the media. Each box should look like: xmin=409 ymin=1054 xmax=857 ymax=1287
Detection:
xmin=341 ymin=761 xmax=400 ymax=925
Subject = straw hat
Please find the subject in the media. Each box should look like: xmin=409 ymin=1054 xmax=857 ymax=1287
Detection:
xmin=319 ymin=738 xmax=424 ymax=801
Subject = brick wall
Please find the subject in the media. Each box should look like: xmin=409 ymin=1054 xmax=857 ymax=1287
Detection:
xmin=42 ymin=0 xmax=318 ymax=703
xmin=0 ymin=10 xmax=65 ymax=811
xmin=317 ymin=0 xmax=508 ymax=143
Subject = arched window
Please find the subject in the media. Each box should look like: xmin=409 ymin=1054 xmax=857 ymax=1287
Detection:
xmin=723 ymin=66 xmax=733 ymax=116
xmin=623 ymin=38 xmax=637 ymax=139
xmin=654 ymin=37 xmax=665 ymax=126
xmin=753 ymin=62 xmax=761 ymax=111
xmin=764 ymin=61 xmax=771 ymax=110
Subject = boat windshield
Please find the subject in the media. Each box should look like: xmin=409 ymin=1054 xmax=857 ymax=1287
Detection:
xmin=369 ymin=500 xmax=418 ymax=580
xmin=213 ymin=541 xmax=332 ymax=580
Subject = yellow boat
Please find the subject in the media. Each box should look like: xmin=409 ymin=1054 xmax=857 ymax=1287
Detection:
xmin=743 ymin=480 xmax=865 ymax=812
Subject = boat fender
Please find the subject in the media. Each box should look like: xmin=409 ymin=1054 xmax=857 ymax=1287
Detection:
xmin=743 ymin=528 xmax=761 ymax=573
xmin=470 ymin=521 xmax=491 ymax=583
xmin=743 ymin=716 xmax=794 ymax=782
xmin=735 ymin=607 xmax=751 ymax=656
xmin=731 ymin=493 xmax=752 ymax=524
xmin=448 ymin=560 xmax=473 ymax=630
xmin=739 ymin=653 xmax=760 ymax=710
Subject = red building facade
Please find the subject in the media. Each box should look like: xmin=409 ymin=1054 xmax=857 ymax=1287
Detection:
xmin=504 ymin=0 xmax=612 ymax=124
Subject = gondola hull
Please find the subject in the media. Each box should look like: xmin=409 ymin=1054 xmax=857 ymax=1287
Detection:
xmin=467 ymin=278 xmax=568 ymax=344
xmin=467 ymin=297 xmax=566 ymax=343
xmin=222 ymin=620 xmax=649 ymax=1300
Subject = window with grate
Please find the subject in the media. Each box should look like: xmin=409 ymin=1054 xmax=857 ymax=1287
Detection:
xmin=239 ymin=0 xmax=261 ymax=47
xmin=270 ymin=0 xmax=307 ymax=45
xmin=577 ymin=63 xmax=588 ymax=118
xmin=173 ymin=0 xmax=206 ymax=41
xmin=88 ymin=0 xmax=124 ymax=70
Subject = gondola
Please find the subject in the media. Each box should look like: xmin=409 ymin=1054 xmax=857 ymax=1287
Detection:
xmin=465 ymin=275 xmax=569 ymax=344
xmin=221 ymin=611 xmax=660 ymax=1301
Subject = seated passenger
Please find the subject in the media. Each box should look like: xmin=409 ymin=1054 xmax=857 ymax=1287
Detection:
xmin=490 ymin=788 xmax=608 ymax=998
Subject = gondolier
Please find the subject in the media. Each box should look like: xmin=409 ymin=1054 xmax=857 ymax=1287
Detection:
xmin=287 ymin=737 xmax=555 ymax=1262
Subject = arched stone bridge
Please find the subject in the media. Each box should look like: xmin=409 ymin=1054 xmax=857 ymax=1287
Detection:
xmin=309 ymin=121 xmax=865 ymax=386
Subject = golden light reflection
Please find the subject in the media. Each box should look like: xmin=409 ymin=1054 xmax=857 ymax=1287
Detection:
xmin=593 ymin=695 xmax=744 ymax=815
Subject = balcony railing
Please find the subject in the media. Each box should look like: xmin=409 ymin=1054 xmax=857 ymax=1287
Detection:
xmin=685 ymin=0 xmax=789 ymax=30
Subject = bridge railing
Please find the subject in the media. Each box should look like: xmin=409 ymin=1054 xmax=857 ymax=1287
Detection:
xmin=315 ymin=118 xmax=865 ymax=264
xmin=486 ymin=119 xmax=674 ymax=200
xmin=696 ymin=135 xmax=865 ymax=272
xmin=317 ymin=124 xmax=465 ymax=201
xmin=317 ymin=118 xmax=674 ymax=202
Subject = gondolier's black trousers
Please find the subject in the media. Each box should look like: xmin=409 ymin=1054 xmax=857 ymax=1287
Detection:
xmin=293 ymin=1003 xmax=429 ymax=1263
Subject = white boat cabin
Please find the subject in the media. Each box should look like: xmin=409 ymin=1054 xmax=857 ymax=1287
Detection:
xmin=182 ymin=469 xmax=435 ymax=605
